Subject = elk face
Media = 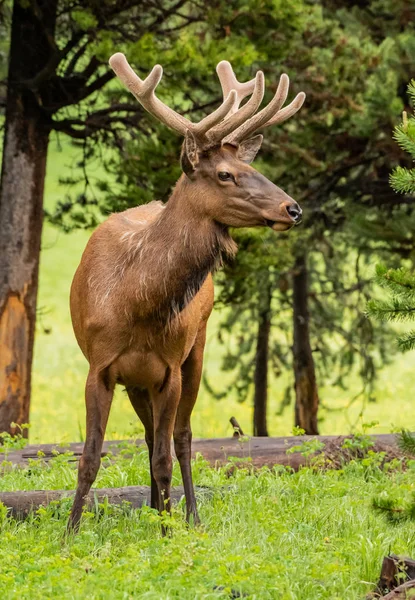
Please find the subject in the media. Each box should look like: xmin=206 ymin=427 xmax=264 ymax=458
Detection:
xmin=181 ymin=137 xmax=302 ymax=232
xmin=109 ymin=55 xmax=306 ymax=230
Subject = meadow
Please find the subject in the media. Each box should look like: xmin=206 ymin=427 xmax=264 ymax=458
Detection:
xmin=1 ymin=438 xmax=415 ymax=599
xmin=31 ymin=134 xmax=415 ymax=444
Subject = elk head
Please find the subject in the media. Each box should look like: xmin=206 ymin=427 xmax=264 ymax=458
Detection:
xmin=109 ymin=54 xmax=305 ymax=231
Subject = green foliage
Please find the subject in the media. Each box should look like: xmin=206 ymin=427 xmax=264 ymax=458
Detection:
xmin=373 ymin=489 xmax=415 ymax=524
xmin=341 ymin=433 xmax=375 ymax=454
xmin=1 ymin=442 xmax=415 ymax=598
xmin=373 ymin=264 xmax=415 ymax=299
xmin=286 ymin=438 xmax=325 ymax=458
xmin=367 ymin=264 xmax=415 ymax=350
xmin=292 ymin=426 xmax=306 ymax=436
xmin=390 ymin=80 xmax=415 ymax=195
xmin=0 ymin=423 xmax=29 ymax=455
xmin=369 ymin=82 xmax=415 ymax=350
xmin=397 ymin=429 xmax=415 ymax=456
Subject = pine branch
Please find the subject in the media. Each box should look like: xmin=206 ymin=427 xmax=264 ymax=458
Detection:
xmin=372 ymin=495 xmax=411 ymax=523
xmin=390 ymin=166 xmax=415 ymax=195
xmin=397 ymin=331 xmax=415 ymax=352
xmin=374 ymin=265 xmax=415 ymax=299
xmin=393 ymin=122 xmax=415 ymax=160
xmin=397 ymin=429 xmax=415 ymax=456
xmin=408 ymin=79 xmax=415 ymax=106
xmin=366 ymin=298 xmax=415 ymax=322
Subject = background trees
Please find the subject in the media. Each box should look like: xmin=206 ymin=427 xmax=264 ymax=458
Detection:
xmin=203 ymin=0 xmax=415 ymax=434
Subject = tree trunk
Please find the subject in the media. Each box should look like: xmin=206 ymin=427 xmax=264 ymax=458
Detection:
xmin=0 ymin=0 xmax=57 ymax=436
xmin=253 ymin=284 xmax=271 ymax=436
xmin=292 ymin=253 xmax=319 ymax=435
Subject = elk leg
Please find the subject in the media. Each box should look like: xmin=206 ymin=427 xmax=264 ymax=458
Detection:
xmin=150 ymin=368 xmax=181 ymax=522
xmin=126 ymin=387 xmax=158 ymax=510
xmin=173 ymin=325 xmax=206 ymax=525
xmin=67 ymin=368 xmax=114 ymax=532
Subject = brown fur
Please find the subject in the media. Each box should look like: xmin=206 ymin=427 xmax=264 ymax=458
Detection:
xmin=67 ymin=143 xmax=301 ymax=531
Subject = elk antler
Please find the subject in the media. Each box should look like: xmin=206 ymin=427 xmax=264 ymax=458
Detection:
xmin=109 ymin=53 xmax=237 ymax=143
xmin=216 ymin=60 xmax=259 ymax=115
xmin=207 ymin=61 xmax=265 ymax=143
xmin=109 ymin=53 xmax=305 ymax=148
xmin=222 ymin=73 xmax=306 ymax=145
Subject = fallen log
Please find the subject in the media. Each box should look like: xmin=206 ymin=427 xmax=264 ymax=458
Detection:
xmin=377 ymin=555 xmax=415 ymax=595
xmin=381 ymin=579 xmax=415 ymax=599
xmin=2 ymin=433 xmax=407 ymax=469
xmin=0 ymin=485 xmax=193 ymax=519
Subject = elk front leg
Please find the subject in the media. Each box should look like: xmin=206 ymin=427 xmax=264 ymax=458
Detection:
xmin=173 ymin=325 xmax=206 ymax=525
xmin=151 ymin=368 xmax=181 ymax=521
xmin=67 ymin=368 xmax=114 ymax=532
xmin=126 ymin=387 xmax=158 ymax=510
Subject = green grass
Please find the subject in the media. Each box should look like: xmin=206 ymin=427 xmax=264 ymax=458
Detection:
xmin=30 ymin=134 xmax=415 ymax=443
xmin=1 ymin=442 xmax=415 ymax=599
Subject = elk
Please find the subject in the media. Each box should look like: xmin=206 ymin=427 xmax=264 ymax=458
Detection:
xmin=67 ymin=53 xmax=305 ymax=531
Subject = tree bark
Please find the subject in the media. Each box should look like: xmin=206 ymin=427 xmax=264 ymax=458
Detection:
xmin=0 ymin=1 xmax=57 ymax=435
xmin=253 ymin=283 xmax=272 ymax=436
xmin=381 ymin=580 xmax=415 ymax=599
xmin=292 ymin=253 xmax=319 ymax=435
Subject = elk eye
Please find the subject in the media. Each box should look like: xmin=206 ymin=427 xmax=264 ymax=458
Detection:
xmin=218 ymin=171 xmax=233 ymax=181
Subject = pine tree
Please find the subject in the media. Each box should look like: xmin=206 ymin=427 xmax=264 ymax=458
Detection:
xmin=366 ymin=82 xmax=415 ymax=352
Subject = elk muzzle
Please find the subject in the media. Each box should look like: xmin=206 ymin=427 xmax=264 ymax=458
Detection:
xmin=263 ymin=198 xmax=302 ymax=231
xmin=285 ymin=201 xmax=302 ymax=223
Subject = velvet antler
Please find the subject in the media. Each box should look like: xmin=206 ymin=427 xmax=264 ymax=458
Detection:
xmin=109 ymin=53 xmax=305 ymax=148
xmin=109 ymin=53 xmax=237 ymax=143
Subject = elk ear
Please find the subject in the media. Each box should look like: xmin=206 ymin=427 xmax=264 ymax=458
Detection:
xmin=237 ymin=135 xmax=263 ymax=164
xmin=181 ymin=130 xmax=199 ymax=176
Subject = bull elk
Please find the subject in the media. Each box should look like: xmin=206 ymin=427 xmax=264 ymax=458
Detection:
xmin=67 ymin=53 xmax=305 ymax=531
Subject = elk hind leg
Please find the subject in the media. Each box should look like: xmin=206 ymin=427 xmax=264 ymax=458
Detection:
xmin=126 ymin=386 xmax=158 ymax=510
xmin=151 ymin=368 xmax=181 ymax=523
xmin=68 ymin=368 xmax=114 ymax=532
xmin=174 ymin=326 xmax=206 ymax=525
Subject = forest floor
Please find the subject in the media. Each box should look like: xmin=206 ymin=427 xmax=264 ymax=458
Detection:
xmin=30 ymin=134 xmax=415 ymax=444
xmin=1 ymin=438 xmax=415 ymax=599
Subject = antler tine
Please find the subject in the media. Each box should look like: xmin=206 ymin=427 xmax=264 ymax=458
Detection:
xmin=208 ymin=70 xmax=265 ymax=143
xmin=223 ymin=73 xmax=290 ymax=144
xmin=223 ymin=74 xmax=305 ymax=145
xmin=193 ymin=90 xmax=237 ymax=136
xmin=216 ymin=61 xmax=257 ymax=115
xmin=109 ymin=53 xmax=238 ymax=143
xmin=109 ymin=53 xmax=191 ymax=135
xmin=264 ymin=91 xmax=306 ymax=126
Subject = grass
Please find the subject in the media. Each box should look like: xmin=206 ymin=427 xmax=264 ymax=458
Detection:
xmin=29 ymin=134 xmax=415 ymax=443
xmin=1 ymin=440 xmax=415 ymax=599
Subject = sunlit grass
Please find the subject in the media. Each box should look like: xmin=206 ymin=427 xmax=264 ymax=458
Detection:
xmin=0 ymin=444 xmax=415 ymax=599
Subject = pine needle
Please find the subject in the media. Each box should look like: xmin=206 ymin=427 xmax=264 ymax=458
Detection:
xmin=397 ymin=330 xmax=415 ymax=352
xmin=366 ymin=298 xmax=415 ymax=322
xmin=397 ymin=429 xmax=415 ymax=456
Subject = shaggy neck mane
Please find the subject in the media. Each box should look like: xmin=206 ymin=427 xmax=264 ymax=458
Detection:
xmin=124 ymin=175 xmax=237 ymax=320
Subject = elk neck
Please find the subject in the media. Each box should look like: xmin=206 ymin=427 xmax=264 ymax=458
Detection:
xmin=127 ymin=174 xmax=237 ymax=320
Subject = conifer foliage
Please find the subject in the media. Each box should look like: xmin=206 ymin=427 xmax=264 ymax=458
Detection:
xmin=366 ymin=82 xmax=415 ymax=352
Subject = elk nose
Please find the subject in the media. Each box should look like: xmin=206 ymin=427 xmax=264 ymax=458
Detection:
xmin=286 ymin=202 xmax=302 ymax=223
